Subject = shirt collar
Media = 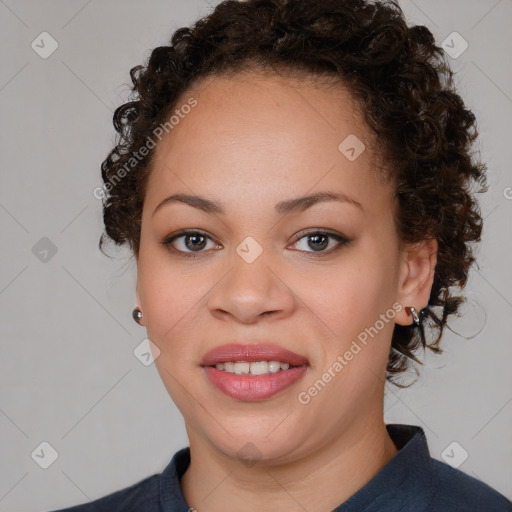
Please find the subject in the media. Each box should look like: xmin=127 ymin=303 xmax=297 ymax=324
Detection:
xmin=333 ymin=424 xmax=437 ymax=511
xmin=158 ymin=424 xmax=436 ymax=511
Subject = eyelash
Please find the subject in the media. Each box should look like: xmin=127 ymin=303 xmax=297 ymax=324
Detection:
xmin=160 ymin=229 xmax=351 ymax=259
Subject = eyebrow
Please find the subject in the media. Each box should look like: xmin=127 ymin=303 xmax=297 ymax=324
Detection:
xmin=152 ymin=190 xmax=363 ymax=218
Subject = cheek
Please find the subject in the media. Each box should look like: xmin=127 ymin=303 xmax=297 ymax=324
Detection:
xmin=137 ymin=250 xmax=204 ymax=356
xmin=296 ymin=256 xmax=397 ymax=345
xmin=138 ymin=260 xmax=206 ymax=410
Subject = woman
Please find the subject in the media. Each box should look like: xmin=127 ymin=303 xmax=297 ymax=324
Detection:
xmin=53 ymin=0 xmax=512 ymax=510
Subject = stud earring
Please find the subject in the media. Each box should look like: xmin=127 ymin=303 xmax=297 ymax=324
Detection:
xmin=132 ymin=307 xmax=143 ymax=325
xmin=408 ymin=306 xmax=420 ymax=326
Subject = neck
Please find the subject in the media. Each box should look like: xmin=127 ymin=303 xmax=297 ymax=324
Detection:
xmin=180 ymin=414 xmax=399 ymax=512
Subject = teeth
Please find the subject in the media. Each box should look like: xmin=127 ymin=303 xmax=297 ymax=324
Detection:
xmin=249 ymin=361 xmax=269 ymax=375
xmin=214 ymin=360 xmax=294 ymax=375
xmin=268 ymin=361 xmax=281 ymax=373
xmin=234 ymin=362 xmax=250 ymax=374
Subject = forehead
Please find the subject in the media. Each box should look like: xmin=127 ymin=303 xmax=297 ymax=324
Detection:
xmin=166 ymin=70 xmax=370 ymax=149
xmin=144 ymin=70 xmax=391 ymax=216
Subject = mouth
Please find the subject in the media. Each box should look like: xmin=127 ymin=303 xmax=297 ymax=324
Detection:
xmin=212 ymin=360 xmax=299 ymax=375
xmin=201 ymin=343 xmax=309 ymax=401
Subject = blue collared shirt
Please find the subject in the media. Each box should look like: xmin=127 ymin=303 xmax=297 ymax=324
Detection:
xmin=50 ymin=424 xmax=512 ymax=511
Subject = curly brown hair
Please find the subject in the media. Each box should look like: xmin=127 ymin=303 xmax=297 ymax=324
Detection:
xmin=99 ymin=0 xmax=487 ymax=386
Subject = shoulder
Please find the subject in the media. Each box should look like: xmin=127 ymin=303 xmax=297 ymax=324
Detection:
xmin=427 ymin=458 xmax=512 ymax=512
xmin=47 ymin=473 xmax=160 ymax=512
xmin=381 ymin=424 xmax=511 ymax=512
xmin=46 ymin=446 xmax=191 ymax=512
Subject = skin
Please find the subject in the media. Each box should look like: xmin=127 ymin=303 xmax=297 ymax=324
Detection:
xmin=134 ymin=70 xmax=438 ymax=512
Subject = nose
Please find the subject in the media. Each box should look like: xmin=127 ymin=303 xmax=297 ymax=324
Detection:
xmin=206 ymin=246 xmax=296 ymax=324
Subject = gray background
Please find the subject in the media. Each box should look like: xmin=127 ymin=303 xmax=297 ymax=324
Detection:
xmin=0 ymin=0 xmax=511 ymax=510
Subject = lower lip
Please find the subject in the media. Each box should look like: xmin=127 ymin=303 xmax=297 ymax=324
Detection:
xmin=203 ymin=365 xmax=308 ymax=401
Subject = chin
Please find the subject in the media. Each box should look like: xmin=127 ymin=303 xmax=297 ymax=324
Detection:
xmin=195 ymin=416 xmax=310 ymax=466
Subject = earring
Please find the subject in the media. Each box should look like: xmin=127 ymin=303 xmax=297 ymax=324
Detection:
xmin=408 ymin=306 xmax=421 ymax=326
xmin=132 ymin=307 xmax=143 ymax=325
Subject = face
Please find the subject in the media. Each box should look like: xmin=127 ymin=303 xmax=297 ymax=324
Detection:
xmin=136 ymin=71 xmax=424 ymax=464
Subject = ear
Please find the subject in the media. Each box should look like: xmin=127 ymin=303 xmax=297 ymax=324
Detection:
xmin=395 ymin=238 xmax=438 ymax=326
xmin=135 ymin=282 xmax=146 ymax=326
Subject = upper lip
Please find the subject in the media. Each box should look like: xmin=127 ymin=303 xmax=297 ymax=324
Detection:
xmin=201 ymin=343 xmax=309 ymax=367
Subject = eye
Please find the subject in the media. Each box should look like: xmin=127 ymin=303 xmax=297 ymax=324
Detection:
xmin=161 ymin=228 xmax=351 ymax=258
xmin=290 ymin=230 xmax=350 ymax=255
xmin=161 ymin=229 xmax=220 ymax=257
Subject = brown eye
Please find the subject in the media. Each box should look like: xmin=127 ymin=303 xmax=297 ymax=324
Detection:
xmin=291 ymin=230 xmax=350 ymax=254
xmin=161 ymin=230 xmax=219 ymax=256
xmin=183 ymin=233 xmax=207 ymax=251
xmin=306 ymin=234 xmax=329 ymax=251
